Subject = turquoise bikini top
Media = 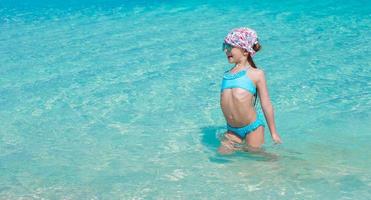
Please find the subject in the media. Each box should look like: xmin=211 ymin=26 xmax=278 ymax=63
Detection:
xmin=220 ymin=69 xmax=256 ymax=95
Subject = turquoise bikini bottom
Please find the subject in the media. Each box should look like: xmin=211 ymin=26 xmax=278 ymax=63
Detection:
xmin=227 ymin=116 xmax=265 ymax=139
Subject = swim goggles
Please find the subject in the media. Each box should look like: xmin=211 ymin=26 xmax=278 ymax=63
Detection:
xmin=222 ymin=42 xmax=233 ymax=53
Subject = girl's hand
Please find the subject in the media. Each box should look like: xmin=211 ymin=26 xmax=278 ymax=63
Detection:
xmin=271 ymin=133 xmax=282 ymax=144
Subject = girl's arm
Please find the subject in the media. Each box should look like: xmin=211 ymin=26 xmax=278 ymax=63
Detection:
xmin=256 ymin=70 xmax=282 ymax=143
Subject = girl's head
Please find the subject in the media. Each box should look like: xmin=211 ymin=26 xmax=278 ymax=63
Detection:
xmin=222 ymin=27 xmax=261 ymax=68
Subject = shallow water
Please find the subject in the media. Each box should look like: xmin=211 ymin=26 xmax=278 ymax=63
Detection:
xmin=1 ymin=0 xmax=371 ymax=199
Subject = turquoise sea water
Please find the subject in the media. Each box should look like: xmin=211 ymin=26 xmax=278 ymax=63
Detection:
xmin=1 ymin=0 xmax=370 ymax=199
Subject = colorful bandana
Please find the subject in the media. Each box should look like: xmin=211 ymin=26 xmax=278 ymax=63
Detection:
xmin=224 ymin=27 xmax=259 ymax=57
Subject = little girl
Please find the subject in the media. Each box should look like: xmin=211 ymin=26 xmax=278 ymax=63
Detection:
xmin=219 ymin=27 xmax=282 ymax=154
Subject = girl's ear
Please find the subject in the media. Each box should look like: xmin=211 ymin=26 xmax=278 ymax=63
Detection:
xmin=243 ymin=50 xmax=249 ymax=56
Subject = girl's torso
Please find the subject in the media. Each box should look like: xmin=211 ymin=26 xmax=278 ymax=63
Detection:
xmin=220 ymin=68 xmax=259 ymax=127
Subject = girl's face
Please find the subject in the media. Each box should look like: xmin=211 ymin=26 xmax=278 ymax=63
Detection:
xmin=222 ymin=43 xmax=248 ymax=64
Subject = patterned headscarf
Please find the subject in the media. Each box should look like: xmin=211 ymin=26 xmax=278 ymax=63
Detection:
xmin=224 ymin=27 xmax=259 ymax=57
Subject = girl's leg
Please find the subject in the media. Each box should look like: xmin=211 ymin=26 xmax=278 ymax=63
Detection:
xmin=243 ymin=126 xmax=279 ymax=160
xmin=218 ymin=131 xmax=243 ymax=155
xmin=245 ymin=126 xmax=265 ymax=151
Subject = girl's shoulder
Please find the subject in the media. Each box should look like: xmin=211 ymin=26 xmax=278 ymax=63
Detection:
xmin=248 ymin=67 xmax=266 ymax=83
xmin=249 ymin=67 xmax=265 ymax=78
xmin=250 ymin=67 xmax=264 ymax=73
